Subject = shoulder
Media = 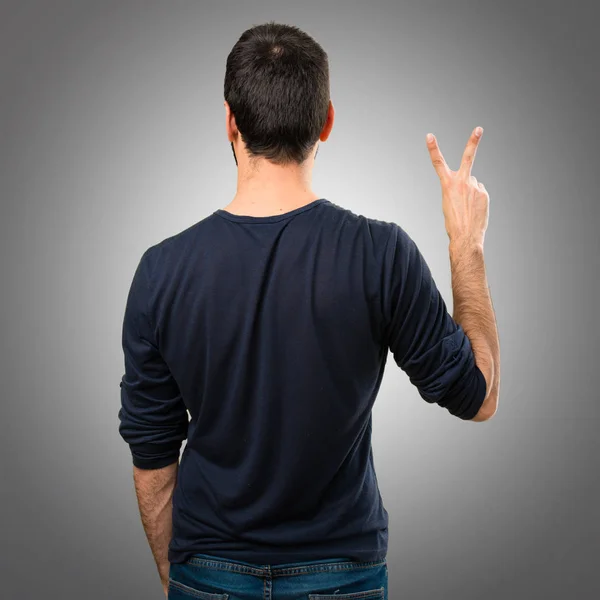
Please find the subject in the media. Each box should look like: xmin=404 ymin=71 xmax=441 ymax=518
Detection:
xmin=319 ymin=201 xmax=425 ymax=275
xmin=321 ymin=200 xmax=403 ymax=243
xmin=140 ymin=213 xmax=220 ymax=274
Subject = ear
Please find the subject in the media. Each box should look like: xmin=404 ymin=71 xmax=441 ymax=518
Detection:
xmin=319 ymin=100 xmax=335 ymax=142
xmin=224 ymin=101 xmax=237 ymax=143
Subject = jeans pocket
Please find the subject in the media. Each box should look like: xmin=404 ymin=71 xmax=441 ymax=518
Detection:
xmin=308 ymin=587 xmax=385 ymax=599
xmin=168 ymin=578 xmax=229 ymax=600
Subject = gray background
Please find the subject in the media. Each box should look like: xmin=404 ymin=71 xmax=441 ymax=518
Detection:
xmin=1 ymin=0 xmax=598 ymax=598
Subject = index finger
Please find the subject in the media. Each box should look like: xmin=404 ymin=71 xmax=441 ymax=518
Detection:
xmin=426 ymin=133 xmax=451 ymax=180
xmin=458 ymin=126 xmax=483 ymax=178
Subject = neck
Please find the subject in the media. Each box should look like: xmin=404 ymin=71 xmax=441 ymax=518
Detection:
xmin=224 ymin=152 xmax=320 ymax=216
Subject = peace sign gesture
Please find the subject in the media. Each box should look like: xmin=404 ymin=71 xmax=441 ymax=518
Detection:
xmin=426 ymin=127 xmax=490 ymax=247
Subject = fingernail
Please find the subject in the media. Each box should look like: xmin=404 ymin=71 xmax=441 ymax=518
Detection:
xmin=426 ymin=133 xmax=434 ymax=143
xmin=475 ymin=127 xmax=483 ymax=137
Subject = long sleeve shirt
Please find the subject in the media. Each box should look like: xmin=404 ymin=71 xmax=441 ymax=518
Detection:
xmin=118 ymin=197 xmax=486 ymax=565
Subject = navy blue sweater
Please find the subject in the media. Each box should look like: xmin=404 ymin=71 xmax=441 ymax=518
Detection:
xmin=118 ymin=198 xmax=486 ymax=565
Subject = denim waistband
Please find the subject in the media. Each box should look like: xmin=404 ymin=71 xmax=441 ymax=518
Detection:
xmin=187 ymin=553 xmax=386 ymax=577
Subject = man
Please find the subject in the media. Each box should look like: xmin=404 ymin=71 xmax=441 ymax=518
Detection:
xmin=118 ymin=21 xmax=500 ymax=600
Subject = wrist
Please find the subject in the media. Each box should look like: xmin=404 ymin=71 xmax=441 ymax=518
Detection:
xmin=449 ymin=235 xmax=484 ymax=256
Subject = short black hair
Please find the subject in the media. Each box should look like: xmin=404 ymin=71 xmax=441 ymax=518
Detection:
xmin=224 ymin=22 xmax=330 ymax=166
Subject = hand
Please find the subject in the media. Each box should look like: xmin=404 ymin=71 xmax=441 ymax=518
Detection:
xmin=163 ymin=580 xmax=168 ymax=598
xmin=426 ymin=126 xmax=490 ymax=247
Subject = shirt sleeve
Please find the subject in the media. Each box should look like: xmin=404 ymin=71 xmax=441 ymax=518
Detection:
xmin=382 ymin=223 xmax=486 ymax=420
xmin=118 ymin=247 xmax=189 ymax=469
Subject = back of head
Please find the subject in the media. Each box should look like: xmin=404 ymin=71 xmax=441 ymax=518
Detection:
xmin=224 ymin=22 xmax=330 ymax=166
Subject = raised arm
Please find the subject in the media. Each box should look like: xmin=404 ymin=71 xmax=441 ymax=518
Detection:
xmin=426 ymin=127 xmax=500 ymax=421
xmin=384 ymin=221 xmax=489 ymax=421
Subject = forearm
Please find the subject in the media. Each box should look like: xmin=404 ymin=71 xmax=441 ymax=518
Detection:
xmin=449 ymin=238 xmax=500 ymax=418
xmin=132 ymin=461 xmax=179 ymax=591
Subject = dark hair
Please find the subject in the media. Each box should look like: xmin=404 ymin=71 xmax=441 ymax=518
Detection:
xmin=224 ymin=22 xmax=330 ymax=166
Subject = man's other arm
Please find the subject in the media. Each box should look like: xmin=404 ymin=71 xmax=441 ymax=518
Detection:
xmin=118 ymin=247 xmax=189 ymax=597
xmin=132 ymin=462 xmax=178 ymax=598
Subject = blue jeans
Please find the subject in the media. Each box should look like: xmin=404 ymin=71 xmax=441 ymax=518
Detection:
xmin=168 ymin=553 xmax=388 ymax=600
